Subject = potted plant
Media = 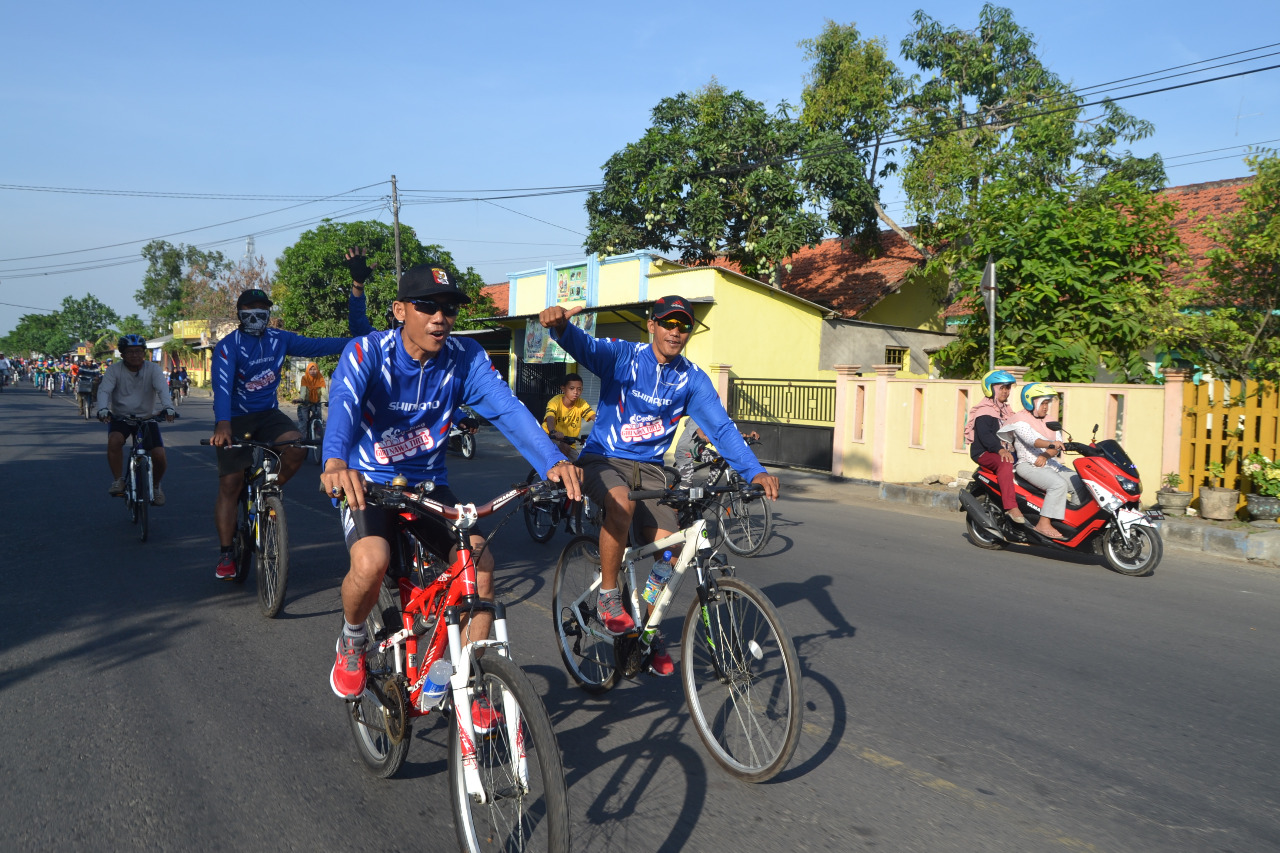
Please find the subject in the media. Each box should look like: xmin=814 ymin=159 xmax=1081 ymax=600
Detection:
xmin=1241 ymin=452 xmax=1280 ymax=520
xmin=1198 ymin=458 xmax=1240 ymax=520
xmin=1156 ymin=472 xmax=1193 ymax=516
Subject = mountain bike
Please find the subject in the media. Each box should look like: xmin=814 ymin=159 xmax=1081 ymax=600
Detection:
xmin=522 ymin=436 xmax=600 ymax=542
xmin=295 ymin=401 xmax=326 ymax=465
xmin=684 ymin=436 xmax=774 ymax=557
xmin=449 ymin=422 xmax=478 ymax=459
xmin=552 ymin=479 xmax=801 ymax=782
xmin=350 ymin=477 xmax=570 ymax=852
xmin=200 ymin=436 xmax=316 ymax=618
xmin=113 ymin=414 xmax=174 ymax=543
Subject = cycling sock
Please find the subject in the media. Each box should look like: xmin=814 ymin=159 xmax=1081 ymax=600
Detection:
xmin=599 ymin=587 xmax=619 ymax=597
xmin=343 ymin=621 xmax=367 ymax=639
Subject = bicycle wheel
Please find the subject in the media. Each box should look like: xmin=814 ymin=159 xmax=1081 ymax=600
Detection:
xmin=135 ymin=458 xmax=150 ymax=543
xmin=460 ymin=431 xmax=476 ymax=459
xmin=523 ymin=469 xmax=557 ymax=544
xmin=717 ymin=488 xmax=773 ymax=557
xmin=551 ymin=535 xmax=618 ymax=694
xmin=348 ymin=580 xmax=412 ymax=778
xmin=448 ymin=653 xmax=570 ymax=853
xmin=680 ymin=576 xmax=802 ymax=782
xmin=232 ymin=491 xmax=252 ymax=584
xmin=256 ymin=494 xmax=289 ymax=617
xmin=308 ymin=417 xmax=323 ymax=465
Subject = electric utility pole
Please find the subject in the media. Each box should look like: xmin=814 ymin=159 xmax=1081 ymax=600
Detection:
xmin=391 ymin=175 xmax=402 ymax=282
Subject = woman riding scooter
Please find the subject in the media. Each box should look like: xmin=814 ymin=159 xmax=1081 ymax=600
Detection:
xmin=999 ymin=383 xmax=1086 ymax=541
xmin=964 ymin=370 xmax=1024 ymax=524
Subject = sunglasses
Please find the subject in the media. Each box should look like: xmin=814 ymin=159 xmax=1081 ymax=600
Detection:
xmin=655 ymin=317 xmax=693 ymax=333
xmin=409 ymin=298 xmax=460 ymax=318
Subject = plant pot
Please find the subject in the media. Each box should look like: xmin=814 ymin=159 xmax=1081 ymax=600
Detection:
xmin=1198 ymin=487 xmax=1241 ymax=521
xmin=1156 ymin=489 xmax=1193 ymax=516
xmin=1245 ymin=493 xmax=1280 ymax=521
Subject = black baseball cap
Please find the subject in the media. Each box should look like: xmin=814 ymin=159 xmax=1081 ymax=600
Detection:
xmin=651 ymin=294 xmax=694 ymax=322
xmin=397 ymin=265 xmax=472 ymax=304
xmin=236 ymin=289 xmax=273 ymax=310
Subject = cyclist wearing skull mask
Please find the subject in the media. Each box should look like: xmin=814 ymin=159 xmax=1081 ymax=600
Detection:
xmin=208 ymin=250 xmax=374 ymax=580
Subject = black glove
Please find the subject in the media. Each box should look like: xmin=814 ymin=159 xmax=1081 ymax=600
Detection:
xmin=343 ymin=253 xmax=375 ymax=285
xmin=459 ymin=417 xmax=479 ymax=433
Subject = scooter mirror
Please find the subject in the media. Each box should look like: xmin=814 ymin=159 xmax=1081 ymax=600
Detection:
xmin=1045 ymin=421 xmax=1062 ymax=432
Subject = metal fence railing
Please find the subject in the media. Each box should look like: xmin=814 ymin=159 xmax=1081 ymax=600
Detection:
xmin=729 ymin=378 xmax=837 ymax=426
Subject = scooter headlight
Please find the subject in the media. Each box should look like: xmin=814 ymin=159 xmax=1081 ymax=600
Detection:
xmin=1118 ymin=476 xmax=1141 ymax=496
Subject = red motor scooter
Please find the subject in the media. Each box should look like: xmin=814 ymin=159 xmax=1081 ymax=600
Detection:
xmin=957 ymin=423 xmax=1163 ymax=576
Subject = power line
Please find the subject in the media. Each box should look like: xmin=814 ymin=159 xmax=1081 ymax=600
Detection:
xmin=0 ymin=300 xmax=58 ymax=313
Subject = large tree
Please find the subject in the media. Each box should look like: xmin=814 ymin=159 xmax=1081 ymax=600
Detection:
xmin=184 ymin=255 xmax=274 ymax=330
xmin=1153 ymin=151 xmax=1280 ymax=383
xmin=136 ymin=240 xmax=228 ymax=333
xmin=932 ymin=176 xmax=1185 ymax=382
xmin=0 ymin=311 xmax=64 ymax=357
xmin=58 ymin=293 xmax=119 ymax=344
xmin=273 ymin=220 xmax=495 ymax=338
xmin=585 ymin=80 xmax=824 ymax=281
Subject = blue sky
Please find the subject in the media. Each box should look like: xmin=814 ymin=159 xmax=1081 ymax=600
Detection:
xmin=2 ymin=0 xmax=1277 ymax=338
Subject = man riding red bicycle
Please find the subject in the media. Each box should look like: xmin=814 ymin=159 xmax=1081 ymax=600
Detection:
xmin=320 ymin=263 xmax=582 ymax=720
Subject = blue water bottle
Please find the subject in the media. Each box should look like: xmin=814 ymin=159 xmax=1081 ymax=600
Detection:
xmin=419 ymin=659 xmax=454 ymax=710
xmin=643 ymin=550 xmax=674 ymax=605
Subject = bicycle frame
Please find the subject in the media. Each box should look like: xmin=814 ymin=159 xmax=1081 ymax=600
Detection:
xmin=126 ymin=431 xmax=153 ymax=508
xmin=365 ymin=482 xmax=530 ymax=803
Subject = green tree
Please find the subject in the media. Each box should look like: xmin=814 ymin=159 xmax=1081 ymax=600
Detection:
xmin=184 ymin=255 xmax=274 ymax=329
xmin=58 ymin=293 xmax=119 ymax=344
xmin=136 ymin=240 xmax=227 ymax=332
xmin=1 ymin=311 xmax=63 ymax=357
xmin=585 ymin=80 xmax=824 ymax=281
xmin=273 ymin=220 xmax=495 ymax=340
xmin=1154 ymin=151 xmax=1280 ymax=383
xmin=933 ymin=176 xmax=1185 ymax=382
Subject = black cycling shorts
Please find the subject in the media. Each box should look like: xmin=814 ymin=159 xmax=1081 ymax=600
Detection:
xmin=340 ymin=484 xmax=487 ymax=562
xmin=216 ymin=409 xmax=300 ymax=476
xmin=108 ymin=418 xmax=163 ymax=450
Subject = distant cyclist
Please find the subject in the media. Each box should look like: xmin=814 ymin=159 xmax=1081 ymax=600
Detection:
xmin=0 ymin=353 xmax=11 ymax=390
xmin=295 ymin=361 xmax=327 ymax=429
xmin=208 ymin=255 xmax=372 ymax=580
xmin=542 ymin=372 xmax=595 ymax=460
xmin=95 ymin=335 xmax=177 ymax=504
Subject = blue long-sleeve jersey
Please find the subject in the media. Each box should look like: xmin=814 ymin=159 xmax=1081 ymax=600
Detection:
xmin=213 ymin=294 xmax=370 ymax=422
xmin=550 ymin=321 xmax=766 ymax=482
xmin=323 ymin=329 xmax=565 ymax=487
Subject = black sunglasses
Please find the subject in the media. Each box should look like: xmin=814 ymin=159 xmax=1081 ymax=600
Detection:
xmin=409 ymin=298 xmax=460 ymax=318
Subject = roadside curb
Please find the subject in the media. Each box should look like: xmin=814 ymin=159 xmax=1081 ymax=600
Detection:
xmin=874 ymin=481 xmax=1280 ymax=567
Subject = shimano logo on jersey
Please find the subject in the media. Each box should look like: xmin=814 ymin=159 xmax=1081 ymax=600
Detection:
xmin=629 ymin=389 xmax=672 ymax=406
xmin=388 ymin=400 xmax=442 ymax=412
xmin=239 ymin=309 xmax=270 ymax=336
xmin=244 ymin=368 xmax=277 ymax=392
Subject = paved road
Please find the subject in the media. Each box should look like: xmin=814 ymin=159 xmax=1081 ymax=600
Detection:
xmin=2 ymin=382 xmax=1278 ymax=852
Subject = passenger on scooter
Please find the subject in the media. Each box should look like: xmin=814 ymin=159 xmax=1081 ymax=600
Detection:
xmin=999 ymin=383 xmax=1084 ymax=541
xmin=965 ymin=370 xmax=1024 ymax=524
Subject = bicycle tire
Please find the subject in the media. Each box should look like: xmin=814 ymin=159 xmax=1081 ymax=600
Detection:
xmin=256 ymin=494 xmax=289 ymax=617
xmin=459 ymin=431 xmax=476 ymax=460
xmin=308 ymin=418 xmax=323 ymax=465
xmin=717 ymin=487 xmax=773 ymax=557
xmin=680 ymin=576 xmax=802 ymax=782
xmin=127 ymin=459 xmax=140 ymax=525
xmin=232 ymin=491 xmax=252 ymax=584
xmin=348 ymin=580 xmax=411 ymax=777
xmin=448 ymin=653 xmax=571 ymax=853
xmin=523 ymin=469 xmax=557 ymax=544
xmin=135 ymin=458 xmax=150 ymax=542
xmin=551 ymin=535 xmax=619 ymax=694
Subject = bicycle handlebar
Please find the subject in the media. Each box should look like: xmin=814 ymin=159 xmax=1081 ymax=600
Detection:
xmin=199 ymin=437 xmax=318 ymax=449
xmin=363 ymin=479 xmax=528 ymax=523
xmin=112 ymin=413 xmax=178 ymax=424
xmin=627 ymin=482 xmax=765 ymax=504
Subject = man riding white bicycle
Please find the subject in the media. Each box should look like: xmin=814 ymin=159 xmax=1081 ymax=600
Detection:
xmin=320 ymin=263 xmax=582 ymax=715
xmin=95 ymin=335 xmax=176 ymax=504
xmin=537 ymin=294 xmax=779 ymax=675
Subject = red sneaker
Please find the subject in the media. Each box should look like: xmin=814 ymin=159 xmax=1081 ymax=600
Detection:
xmin=330 ymin=635 xmax=367 ymax=699
xmin=214 ymin=554 xmax=236 ymax=580
xmin=597 ymin=589 xmax=635 ymax=635
xmin=648 ymin=632 xmax=674 ymax=677
xmin=471 ymin=695 xmax=503 ymax=735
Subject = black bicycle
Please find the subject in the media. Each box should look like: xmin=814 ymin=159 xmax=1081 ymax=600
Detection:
xmin=523 ymin=436 xmax=602 ymax=542
xmin=201 ymin=436 xmax=316 ymax=617
xmin=296 ymin=401 xmax=326 ymax=465
xmin=112 ymin=414 xmax=174 ymax=543
xmin=686 ymin=436 xmax=774 ymax=557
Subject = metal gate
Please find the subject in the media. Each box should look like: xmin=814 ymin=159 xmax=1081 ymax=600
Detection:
xmin=515 ymin=360 xmax=567 ymax=420
xmin=728 ymin=378 xmax=836 ymax=470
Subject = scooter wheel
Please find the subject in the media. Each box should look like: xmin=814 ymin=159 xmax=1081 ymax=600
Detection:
xmin=966 ymin=494 xmax=1006 ymax=550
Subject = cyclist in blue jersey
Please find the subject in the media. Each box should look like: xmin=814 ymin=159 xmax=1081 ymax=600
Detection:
xmin=208 ymin=252 xmax=374 ymax=579
xmin=321 ymin=263 xmax=582 ymax=703
xmin=538 ymin=294 xmax=779 ymax=675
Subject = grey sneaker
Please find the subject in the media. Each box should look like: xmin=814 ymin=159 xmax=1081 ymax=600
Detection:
xmin=151 ymin=484 xmax=166 ymax=506
xmin=597 ymin=589 xmax=635 ymax=635
xmin=108 ymin=477 xmax=126 ymax=497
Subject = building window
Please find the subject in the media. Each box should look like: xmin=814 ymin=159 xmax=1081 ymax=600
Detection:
xmin=884 ymin=346 xmax=908 ymax=367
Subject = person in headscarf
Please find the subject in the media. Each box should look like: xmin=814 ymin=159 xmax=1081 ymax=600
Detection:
xmin=998 ymin=383 xmax=1083 ymax=541
xmin=296 ymin=362 xmax=327 ymax=430
xmin=965 ymin=369 xmax=1024 ymax=523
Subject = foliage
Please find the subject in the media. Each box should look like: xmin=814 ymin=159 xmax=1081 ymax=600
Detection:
xmin=584 ymin=80 xmax=824 ymax=281
xmin=1151 ymin=151 xmax=1280 ymax=383
xmin=1160 ymin=471 xmax=1184 ymax=491
xmin=273 ymin=220 xmax=496 ymax=345
xmin=1241 ymin=452 xmax=1280 ymax=497
xmin=136 ymin=240 xmax=228 ymax=333
xmin=58 ymin=293 xmax=119 ymax=344
xmin=184 ymin=255 xmax=275 ymax=330
xmin=798 ymin=21 xmax=909 ymax=252
xmin=932 ymin=176 xmax=1185 ymax=381
xmin=0 ymin=311 xmax=64 ymax=357
xmin=117 ymin=314 xmax=149 ymax=336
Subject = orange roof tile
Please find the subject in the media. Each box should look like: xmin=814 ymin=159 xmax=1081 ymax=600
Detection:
xmin=1158 ymin=176 xmax=1252 ymax=289
xmin=480 ymin=282 xmax=509 ymax=316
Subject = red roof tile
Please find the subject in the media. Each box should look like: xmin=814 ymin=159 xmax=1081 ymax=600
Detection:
xmin=480 ymin=282 xmax=509 ymax=316
xmin=1158 ymin=176 xmax=1252 ymax=289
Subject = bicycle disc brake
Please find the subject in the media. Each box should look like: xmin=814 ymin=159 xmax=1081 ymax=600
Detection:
xmin=615 ymin=634 xmax=646 ymax=679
